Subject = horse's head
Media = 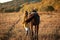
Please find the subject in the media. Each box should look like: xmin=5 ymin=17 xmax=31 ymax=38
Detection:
xmin=24 ymin=11 xmax=28 ymax=17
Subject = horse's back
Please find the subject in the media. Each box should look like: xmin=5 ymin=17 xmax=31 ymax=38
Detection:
xmin=32 ymin=13 xmax=40 ymax=25
xmin=25 ymin=12 xmax=40 ymax=25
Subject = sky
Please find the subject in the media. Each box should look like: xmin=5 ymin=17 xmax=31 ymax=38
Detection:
xmin=0 ymin=0 xmax=12 ymax=3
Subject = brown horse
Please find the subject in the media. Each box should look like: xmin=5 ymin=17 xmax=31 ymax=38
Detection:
xmin=24 ymin=10 xmax=40 ymax=40
xmin=23 ymin=11 xmax=30 ymax=36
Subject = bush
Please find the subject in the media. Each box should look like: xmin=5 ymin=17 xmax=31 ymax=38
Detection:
xmin=15 ymin=7 xmax=21 ymax=12
xmin=3 ymin=6 xmax=22 ymax=12
xmin=5 ymin=9 xmax=15 ymax=12
xmin=40 ymin=6 xmax=55 ymax=12
xmin=46 ymin=6 xmax=55 ymax=11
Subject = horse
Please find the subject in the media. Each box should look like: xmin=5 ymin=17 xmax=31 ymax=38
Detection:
xmin=24 ymin=10 xmax=40 ymax=40
xmin=23 ymin=11 xmax=30 ymax=36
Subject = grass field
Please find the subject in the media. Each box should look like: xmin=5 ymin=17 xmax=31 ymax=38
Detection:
xmin=0 ymin=11 xmax=60 ymax=40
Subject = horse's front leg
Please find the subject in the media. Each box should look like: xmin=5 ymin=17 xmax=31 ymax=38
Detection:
xmin=30 ymin=23 xmax=33 ymax=40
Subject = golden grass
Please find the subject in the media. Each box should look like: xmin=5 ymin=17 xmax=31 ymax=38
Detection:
xmin=20 ymin=0 xmax=60 ymax=13
xmin=0 ymin=12 xmax=60 ymax=40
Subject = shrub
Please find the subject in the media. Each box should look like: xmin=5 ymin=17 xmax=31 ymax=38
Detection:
xmin=46 ymin=6 xmax=55 ymax=11
xmin=5 ymin=9 xmax=15 ymax=12
xmin=15 ymin=7 xmax=22 ymax=12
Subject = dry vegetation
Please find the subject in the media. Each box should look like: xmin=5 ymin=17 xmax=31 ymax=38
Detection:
xmin=20 ymin=0 xmax=60 ymax=13
xmin=0 ymin=0 xmax=41 ymax=12
xmin=0 ymin=0 xmax=60 ymax=13
xmin=0 ymin=0 xmax=24 ymax=12
xmin=0 ymin=0 xmax=60 ymax=40
xmin=0 ymin=12 xmax=60 ymax=40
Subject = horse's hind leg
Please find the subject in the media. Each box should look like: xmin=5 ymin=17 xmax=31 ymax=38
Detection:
xmin=35 ymin=25 xmax=39 ymax=40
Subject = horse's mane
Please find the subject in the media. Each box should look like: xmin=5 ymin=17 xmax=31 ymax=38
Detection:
xmin=25 ymin=14 xmax=34 ymax=23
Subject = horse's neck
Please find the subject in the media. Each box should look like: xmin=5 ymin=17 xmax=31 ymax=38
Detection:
xmin=24 ymin=16 xmax=28 ymax=20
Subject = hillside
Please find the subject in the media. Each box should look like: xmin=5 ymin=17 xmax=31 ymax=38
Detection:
xmin=0 ymin=0 xmax=60 ymax=13
xmin=0 ymin=0 xmax=24 ymax=12
xmin=20 ymin=0 xmax=60 ymax=13
xmin=0 ymin=0 xmax=41 ymax=12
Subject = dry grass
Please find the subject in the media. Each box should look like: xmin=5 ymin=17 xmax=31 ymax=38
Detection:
xmin=20 ymin=0 xmax=60 ymax=13
xmin=0 ymin=11 xmax=60 ymax=40
xmin=0 ymin=0 xmax=60 ymax=40
xmin=0 ymin=0 xmax=60 ymax=12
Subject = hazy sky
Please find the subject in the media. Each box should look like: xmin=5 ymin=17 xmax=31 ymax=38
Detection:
xmin=0 ymin=0 xmax=12 ymax=3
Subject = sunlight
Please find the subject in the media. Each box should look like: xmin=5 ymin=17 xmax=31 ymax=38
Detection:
xmin=0 ymin=0 xmax=12 ymax=3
